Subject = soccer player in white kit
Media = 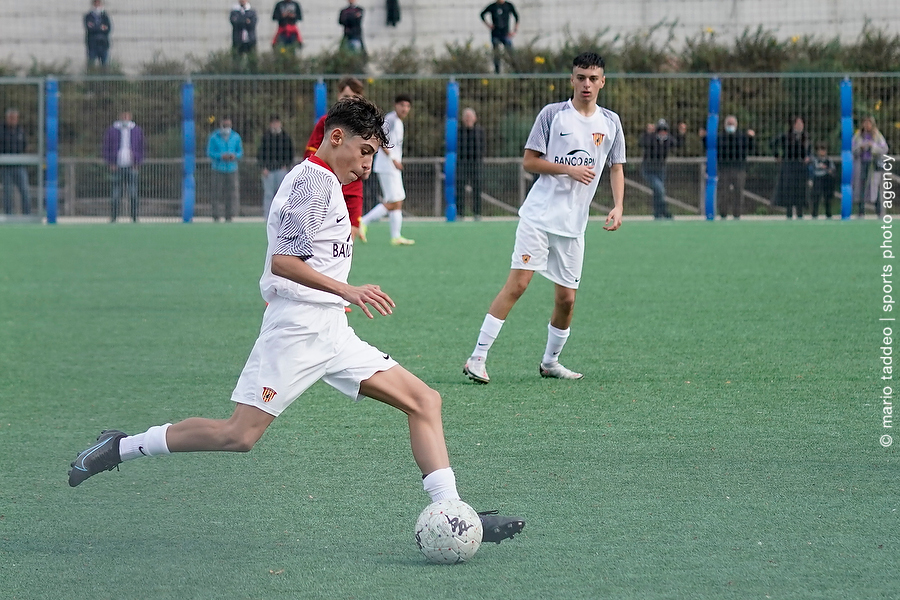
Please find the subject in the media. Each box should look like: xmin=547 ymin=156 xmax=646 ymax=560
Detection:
xmin=359 ymin=93 xmax=415 ymax=246
xmin=464 ymin=52 xmax=625 ymax=383
xmin=68 ymin=97 xmax=524 ymax=543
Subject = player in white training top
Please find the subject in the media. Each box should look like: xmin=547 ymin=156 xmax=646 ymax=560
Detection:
xmin=360 ymin=93 xmax=415 ymax=246
xmin=464 ymin=52 xmax=626 ymax=383
xmin=68 ymin=97 xmax=524 ymax=543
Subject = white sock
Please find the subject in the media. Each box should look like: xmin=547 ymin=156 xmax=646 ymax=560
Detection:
xmin=119 ymin=423 xmax=172 ymax=461
xmin=423 ymin=467 xmax=460 ymax=502
xmin=389 ymin=209 xmax=403 ymax=239
xmin=362 ymin=202 xmax=388 ymax=225
xmin=472 ymin=314 xmax=504 ymax=360
xmin=542 ymin=323 xmax=570 ymax=366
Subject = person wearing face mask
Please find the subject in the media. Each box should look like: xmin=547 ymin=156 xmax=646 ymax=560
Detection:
xmin=207 ymin=118 xmax=244 ymax=222
xmin=770 ymin=116 xmax=811 ymax=219
xmin=639 ymin=118 xmax=687 ymax=219
xmin=700 ymin=115 xmax=755 ymax=219
xmin=257 ymin=115 xmax=295 ymax=218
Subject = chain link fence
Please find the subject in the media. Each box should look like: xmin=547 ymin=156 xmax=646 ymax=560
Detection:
xmin=2 ymin=73 xmax=896 ymax=220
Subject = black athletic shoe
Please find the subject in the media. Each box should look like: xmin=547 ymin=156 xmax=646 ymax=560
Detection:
xmin=68 ymin=430 xmax=127 ymax=487
xmin=478 ymin=510 xmax=525 ymax=544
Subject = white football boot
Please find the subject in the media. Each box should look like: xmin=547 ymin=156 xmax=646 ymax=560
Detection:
xmin=539 ymin=362 xmax=584 ymax=380
xmin=463 ymin=356 xmax=490 ymax=384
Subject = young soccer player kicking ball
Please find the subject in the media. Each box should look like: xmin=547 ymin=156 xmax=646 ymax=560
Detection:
xmin=464 ymin=52 xmax=625 ymax=384
xmin=69 ymin=98 xmax=524 ymax=544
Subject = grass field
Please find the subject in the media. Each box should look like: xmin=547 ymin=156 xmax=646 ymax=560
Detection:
xmin=0 ymin=218 xmax=894 ymax=599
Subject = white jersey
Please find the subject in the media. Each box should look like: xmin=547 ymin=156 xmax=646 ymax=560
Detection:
xmin=518 ymin=99 xmax=626 ymax=237
xmin=260 ymin=156 xmax=353 ymax=307
xmin=373 ymin=111 xmax=403 ymax=173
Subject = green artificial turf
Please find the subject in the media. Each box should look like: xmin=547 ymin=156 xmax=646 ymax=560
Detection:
xmin=0 ymin=218 xmax=895 ymax=599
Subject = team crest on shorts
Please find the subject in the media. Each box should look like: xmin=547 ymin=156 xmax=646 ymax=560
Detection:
xmin=592 ymin=133 xmax=605 ymax=146
xmin=261 ymin=387 xmax=277 ymax=403
xmin=521 ymin=254 xmax=531 ymax=264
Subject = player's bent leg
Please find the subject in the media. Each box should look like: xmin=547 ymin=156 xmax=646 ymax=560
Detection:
xmin=488 ymin=269 xmax=535 ymax=321
xmin=359 ymin=365 xmax=450 ymax=475
xmin=550 ymin=284 xmax=577 ymax=331
xmin=166 ymin=403 xmax=275 ymax=453
xmin=540 ymin=283 xmax=583 ymax=379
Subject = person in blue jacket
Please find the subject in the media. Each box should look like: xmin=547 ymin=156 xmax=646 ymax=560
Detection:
xmin=207 ymin=117 xmax=244 ymax=222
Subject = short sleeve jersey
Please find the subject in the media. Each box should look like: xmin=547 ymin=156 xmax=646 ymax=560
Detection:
xmin=518 ymin=99 xmax=626 ymax=237
xmin=373 ymin=111 xmax=403 ymax=173
xmin=260 ymin=156 xmax=353 ymax=306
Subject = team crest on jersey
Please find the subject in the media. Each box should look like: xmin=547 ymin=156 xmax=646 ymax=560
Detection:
xmin=521 ymin=254 xmax=531 ymax=264
xmin=261 ymin=387 xmax=277 ymax=403
xmin=592 ymin=133 xmax=605 ymax=146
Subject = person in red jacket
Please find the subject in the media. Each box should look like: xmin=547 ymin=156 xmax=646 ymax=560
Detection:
xmin=304 ymin=77 xmax=367 ymax=241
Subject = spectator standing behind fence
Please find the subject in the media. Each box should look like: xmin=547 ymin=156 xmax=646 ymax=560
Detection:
xmin=852 ymin=116 xmax=889 ymax=218
xmin=639 ymin=119 xmax=686 ymax=220
xmin=808 ymin=142 xmax=836 ymax=219
xmin=339 ymin=0 xmax=364 ymax=54
xmin=231 ymin=0 xmax=258 ymax=70
xmin=207 ymin=118 xmax=244 ymax=222
xmin=1 ymin=108 xmax=30 ymax=216
xmin=84 ymin=0 xmax=111 ymax=69
xmin=102 ymin=111 xmax=144 ymax=223
xmin=700 ymin=115 xmax=754 ymax=219
xmin=480 ymin=0 xmax=519 ymax=74
xmin=770 ymin=116 xmax=810 ymax=219
xmin=304 ymin=77 xmax=366 ymax=241
xmin=457 ymin=108 xmax=486 ymax=219
xmin=272 ymin=0 xmax=302 ymax=52
xmin=258 ymin=115 xmax=294 ymax=218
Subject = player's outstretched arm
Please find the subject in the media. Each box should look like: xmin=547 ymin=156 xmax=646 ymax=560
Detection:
xmin=522 ymin=149 xmax=595 ymax=185
xmin=271 ymin=254 xmax=395 ymax=318
xmin=603 ymin=163 xmax=625 ymax=231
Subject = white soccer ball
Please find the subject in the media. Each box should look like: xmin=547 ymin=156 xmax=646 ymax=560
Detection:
xmin=415 ymin=499 xmax=483 ymax=564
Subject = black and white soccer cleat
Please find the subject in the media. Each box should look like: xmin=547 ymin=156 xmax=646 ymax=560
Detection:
xmin=478 ymin=510 xmax=525 ymax=544
xmin=68 ymin=430 xmax=127 ymax=487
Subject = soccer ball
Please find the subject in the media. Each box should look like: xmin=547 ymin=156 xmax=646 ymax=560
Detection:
xmin=415 ymin=499 xmax=483 ymax=564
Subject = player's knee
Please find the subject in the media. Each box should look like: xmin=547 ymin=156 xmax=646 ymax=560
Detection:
xmin=415 ymin=388 xmax=442 ymax=418
xmin=555 ymin=294 xmax=576 ymax=315
xmin=505 ymin=279 xmax=529 ymax=300
xmin=221 ymin=423 xmax=262 ymax=452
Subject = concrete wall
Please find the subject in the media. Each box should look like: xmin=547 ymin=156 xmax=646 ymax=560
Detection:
xmin=2 ymin=0 xmax=897 ymax=73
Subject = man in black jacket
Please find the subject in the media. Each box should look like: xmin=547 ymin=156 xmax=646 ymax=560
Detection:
xmin=231 ymin=0 xmax=258 ymax=70
xmin=480 ymin=0 xmax=519 ymax=73
xmin=1 ymin=108 xmax=30 ymax=215
xmin=339 ymin=0 xmax=364 ymax=53
xmin=701 ymin=115 xmax=755 ymax=219
xmin=257 ymin=115 xmax=295 ymax=217
xmin=639 ymin=119 xmax=686 ymax=219
xmin=457 ymin=108 xmax=486 ymax=219
xmin=83 ymin=0 xmax=112 ymax=69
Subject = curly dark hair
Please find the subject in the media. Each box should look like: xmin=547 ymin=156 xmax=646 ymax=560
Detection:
xmin=324 ymin=97 xmax=390 ymax=149
xmin=573 ymin=52 xmax=605 ymax=70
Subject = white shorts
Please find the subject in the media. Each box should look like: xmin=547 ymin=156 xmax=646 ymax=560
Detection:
xmin=231 ymin=297 xmax=398 ymax=417
xmin=510 ymin=220 xmax=585 ymax=289
xmin=376 ymin=171 xmax=406 ymax=202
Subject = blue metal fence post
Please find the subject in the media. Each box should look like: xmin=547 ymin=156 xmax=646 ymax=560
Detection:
xmin=45 ymin=77 xmax=58 ymax=224
xmin=181 ymin=80 xmax=195 ymax=223
xmin=314 ymin=79 xmax=328 ymax=123
xmin=840 ymin=78 xmax=853 ymax=220
xmin=705 ymin=77 xmax=721 ymax=221
xmin=444 ymin=79 xmax=459 ymax=222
